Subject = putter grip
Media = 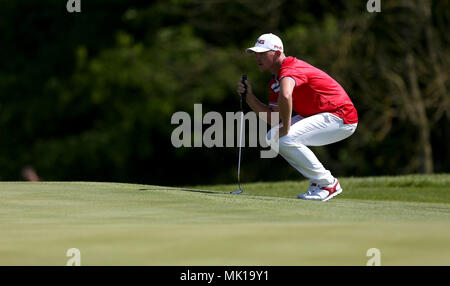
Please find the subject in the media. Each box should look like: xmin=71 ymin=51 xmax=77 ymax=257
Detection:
xmin=241 ymin=74 xmax=247 ymax=99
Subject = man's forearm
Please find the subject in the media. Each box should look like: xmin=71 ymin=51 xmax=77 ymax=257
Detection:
xmin=278 ymin=92 xmax=292 ymax=129
xmin=245 ymin=93 xmax=277 ymax=124
xmin=278 ymin=77 xmax=295 ymax=130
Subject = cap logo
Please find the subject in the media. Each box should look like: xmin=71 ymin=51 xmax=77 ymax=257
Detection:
xmin=273 ymin=45 xmax=282 ymax=50
xmin=257 ymin=40 xmax=265 ymax=44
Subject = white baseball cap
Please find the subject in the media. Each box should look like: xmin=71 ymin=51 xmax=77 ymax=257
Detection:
xmin=246 ymin=33 xmax=284 ymax=53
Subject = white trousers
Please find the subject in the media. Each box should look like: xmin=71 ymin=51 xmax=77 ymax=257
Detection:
xmin=267 ymin=113 xmax=357 ymax=186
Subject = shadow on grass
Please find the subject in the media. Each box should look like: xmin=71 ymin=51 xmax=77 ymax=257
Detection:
xmin=138 ymin=188 xmax=228 ymax=195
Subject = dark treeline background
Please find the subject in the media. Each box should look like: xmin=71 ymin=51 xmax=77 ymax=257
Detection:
xmin=0 ymin=0 xmax=449 ymax=186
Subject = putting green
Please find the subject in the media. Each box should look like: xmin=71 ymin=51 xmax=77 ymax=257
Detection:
xmin=0 ymin=174 xmax=449 ymax=265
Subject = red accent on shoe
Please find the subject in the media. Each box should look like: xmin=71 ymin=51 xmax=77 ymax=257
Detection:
xmin=320 ymin=181 xmax=339 ymax=196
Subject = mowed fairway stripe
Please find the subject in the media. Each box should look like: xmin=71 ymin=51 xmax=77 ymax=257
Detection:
xmin=0 ymin=177 xmax=449 ymax=265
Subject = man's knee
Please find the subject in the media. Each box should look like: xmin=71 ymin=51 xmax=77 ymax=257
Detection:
xmin=279 ymin=132 xmax=307 ymax=148
xmin=266 ymin=130 xmax=301 ymax=155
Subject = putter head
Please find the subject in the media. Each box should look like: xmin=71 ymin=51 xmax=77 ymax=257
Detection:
xmin=230 ymin=189 xmax=243 ymax=195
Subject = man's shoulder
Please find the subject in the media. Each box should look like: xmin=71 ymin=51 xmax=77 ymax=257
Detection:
xmin=279 ymin=56 xmax=310 ymax=79
xmin=281 ymin=56 xmax=327 ymax=80
xmin=282 ymin=56 xmax=313 ymax=69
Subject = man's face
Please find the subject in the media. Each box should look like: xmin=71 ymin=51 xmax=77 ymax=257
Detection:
xmin=254 ymin=50 xmax=277 ymax=72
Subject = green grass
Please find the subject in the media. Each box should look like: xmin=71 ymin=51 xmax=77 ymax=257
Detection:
xmin=0 ymin=174 xmax=449 ymax=265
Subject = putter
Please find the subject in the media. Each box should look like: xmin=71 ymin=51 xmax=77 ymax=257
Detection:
xmin=231 ymin=74 xmax=247 ymax=195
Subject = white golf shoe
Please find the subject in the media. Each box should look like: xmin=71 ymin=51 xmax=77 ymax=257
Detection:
xmin=297 ymin=182 xmax=320 ymax=199
xmin=297 ymin=179 xmax=342 ymax=202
